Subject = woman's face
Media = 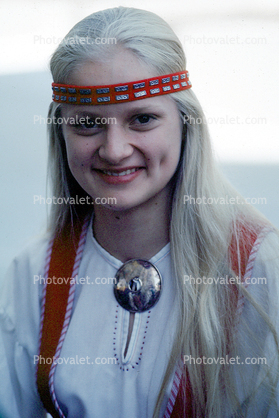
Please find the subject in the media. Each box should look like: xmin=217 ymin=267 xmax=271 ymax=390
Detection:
xmin=61 ymin=49 xmax=183 ymax=212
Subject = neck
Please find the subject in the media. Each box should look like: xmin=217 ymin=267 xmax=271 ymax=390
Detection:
xmin=93 ymin=189 xmax=172 ymax=262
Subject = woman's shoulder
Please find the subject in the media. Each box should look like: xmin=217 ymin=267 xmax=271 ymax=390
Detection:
xmin=248 ymin=227 xmax=279 ymax=281
xmin=0 ymin=232 xmax=51 ymax=310
xmin=0 ymin=233 xmax=50 ymax=418
xmin=239 ymin=227 xmax=279 ymax=323
xmin=6 ymin=232 xmax=50 ymax=276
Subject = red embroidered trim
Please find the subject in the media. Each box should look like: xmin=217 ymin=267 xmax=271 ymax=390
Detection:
xmin=52 ymin=71 xmax=191 ymax=105
xmin=235 ymin=226 xmax=272 ymax=319
xmin=37 ymin=217 xmax=89 ymax=417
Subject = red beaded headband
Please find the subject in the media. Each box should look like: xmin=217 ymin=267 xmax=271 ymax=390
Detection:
xmin=52 ymin=71 xmax=191 ymax=105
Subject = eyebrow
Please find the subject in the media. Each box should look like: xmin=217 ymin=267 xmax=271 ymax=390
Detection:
xmin=124 ymin=104 xmax=164 ymax=113
xmin=65 ymin=104 xmax=166 ymax=118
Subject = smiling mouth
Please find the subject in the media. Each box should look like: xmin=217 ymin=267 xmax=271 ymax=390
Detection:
xmin=98 ymin=168 xmax=141 ymax=177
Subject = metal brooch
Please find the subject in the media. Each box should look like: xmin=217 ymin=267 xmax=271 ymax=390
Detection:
xmin=114 ymin=259 xmax=162 ymax=313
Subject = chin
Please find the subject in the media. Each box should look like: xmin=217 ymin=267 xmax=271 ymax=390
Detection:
xmin=95 ymin=197 xmax=147 ymax=213
xmin=103 ymin=202 xmax=138 ymax=212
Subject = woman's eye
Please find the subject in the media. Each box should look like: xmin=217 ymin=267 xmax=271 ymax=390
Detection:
xmin=136 ymin=114 xmax=151 ymax=124
xmin=132 ymin=114 xmax=156 ymax=125
xmin=74 ymin=117 xmax=100 ymax=129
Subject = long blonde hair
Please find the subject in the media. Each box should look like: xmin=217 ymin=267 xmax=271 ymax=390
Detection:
xmin=47 ymin=7 xmax=279 ymax=417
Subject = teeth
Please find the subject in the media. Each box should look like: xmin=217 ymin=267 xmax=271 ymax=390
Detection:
xmin=102 ymin=168 xmax=138 ymax=177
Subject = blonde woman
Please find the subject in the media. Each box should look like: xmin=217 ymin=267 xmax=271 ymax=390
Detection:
xmin=0 ymin=6 xmax=278 ymax=418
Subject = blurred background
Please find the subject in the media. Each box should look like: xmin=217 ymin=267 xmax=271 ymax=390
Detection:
xmin=1 ymin=0 xmax=279 ymax=277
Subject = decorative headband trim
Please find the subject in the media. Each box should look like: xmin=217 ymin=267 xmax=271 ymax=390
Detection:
xmin=52 ymin=71 xmax=191 ymax=105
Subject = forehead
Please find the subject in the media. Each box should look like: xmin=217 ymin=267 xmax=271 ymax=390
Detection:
xmin=69 ymin=48 xmax=156 ymax=87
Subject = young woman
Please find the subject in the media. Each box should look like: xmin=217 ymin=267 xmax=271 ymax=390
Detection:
xmin=0 ymin=6 xmax=278 ymax=418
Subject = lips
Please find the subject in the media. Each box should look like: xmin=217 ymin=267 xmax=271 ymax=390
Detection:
xmin=101 ymin=167 xmax=139 ymax=177
xmin=94 ymin=166 xmax=144 ymax=184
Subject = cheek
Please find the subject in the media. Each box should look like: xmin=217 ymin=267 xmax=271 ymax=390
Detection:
xmin=160 ymin=127 xmax=183 ymax=168
xmin=64 ymin=142 xmax=93 ymax=192
xmin=171 ymin=122 xmax=183 ymax=163
xmin=64 ymin=133 xmax=93 ymax=171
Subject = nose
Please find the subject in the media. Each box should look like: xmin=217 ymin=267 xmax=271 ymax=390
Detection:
xmin=98 ymin=125 xmax=134 ymax=164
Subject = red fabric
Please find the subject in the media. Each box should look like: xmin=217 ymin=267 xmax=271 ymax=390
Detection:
xmin=230 ymin=225 xmax=258 ymax=279
xmin=171 ymin=371 xmax=193 ymax=417
xmin=37 ymin=223 xmax=83 ymax=417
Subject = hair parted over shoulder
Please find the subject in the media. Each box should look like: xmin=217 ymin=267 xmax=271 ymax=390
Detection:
xmin=47 ymin=7 xmax=279 ymax=417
